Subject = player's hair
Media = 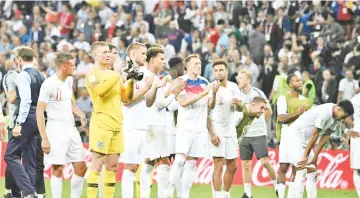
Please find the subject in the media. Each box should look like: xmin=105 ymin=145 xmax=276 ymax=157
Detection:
xmin=54 ymin=52 xmax=74 ymax=68
xmin=212 ymin=59 xmax=228 ymax=69
xmin=169 ymin=56 xmax=183 ymax=69
xmin=184 ymin=54 xmax=200 ymax=67
xmin=338 ymin=99 xmax=354 ymax=116
xmin=17 ymin=46 xmax=34 ymax=62
xmin=126 ymin=42 xmax=146 ymax=55
xmin=145 ymin=42 xmax=160 ymax=49
xmin=146 ymin=47 xmax=164 ymax=62
xmin=90 ymin=41 xmax=110 ymax=56
xmin=239 ymin=70 xmax=252 ymax=82
xmin=251 ymin=96 xmax=267 ymax=104
xmin=286 ymin=73 xmax=297 ymax=85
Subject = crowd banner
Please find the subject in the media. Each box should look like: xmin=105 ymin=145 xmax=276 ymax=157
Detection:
xmin=0 ymin=142 xmax=353 ymax=189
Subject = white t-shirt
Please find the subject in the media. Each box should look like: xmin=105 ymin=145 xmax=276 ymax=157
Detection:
xmin=289 ymin=103 xmax=340 ymax=142
xmin=122 ymin=67 xmax=152 ymax=130
xmin=210 ymin=81 xmax=241 ymax=137
xmin=351 ymin=93 xmax=360 ymax=132
xmin=177 ymin=75 xmax=209 ymax=133
xmin=239 ymin=87 xmax=271 ymax=137
xmin=165 ymin=99 xmax=178 ymax=135
xmin=76 ymin=62 xmax=94 ymax=88
xmin=338 ymin=78 xmax=359 ymax=100
xmin=38 ymin=75 xmax=75 ymax=125
xmin=277 ymin=94 xmax=306 ymax=128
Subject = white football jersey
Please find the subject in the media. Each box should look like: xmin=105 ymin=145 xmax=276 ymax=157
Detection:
xmin=177 ymin=75 xmax=209 ymax=133
xmin=289 ymin=103 xmax=340 ymax=141
xmin=210 ymin=81 xmax=241 ymax=137
xmin=147 ymin=75 xmax=177 ymax=126
xmin=351 ymin=93 xmax=360 ymax=132
xmin=38 ymin=75 xmax=75 ymax=124
xmin=122 ymin=67 xmax=152 ymax=130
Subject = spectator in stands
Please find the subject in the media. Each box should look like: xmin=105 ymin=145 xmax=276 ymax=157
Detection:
xmin=249 ymin=22 xmax=266 ymax=66
xmin=98 ymin=1 xmax=114 ymax=26
xmin=302 ymin=71 xmax=316 ymax=106
xmin=337 ymin=70 xmax=359 ymax=102
xmin=264 ymin=11 xmax=282 ymax=53
xmin=318 ymin=69 xmax=338 ymax=104
xmin=154 ymin=1 xmax=172 ymax=37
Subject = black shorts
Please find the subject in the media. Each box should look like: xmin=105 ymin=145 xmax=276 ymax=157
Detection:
xmin=239 ymin=135 xmax=268 ymax=160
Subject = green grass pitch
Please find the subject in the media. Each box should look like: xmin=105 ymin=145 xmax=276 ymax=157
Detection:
xmin=0 ymin=179 xmax=357 ymax=197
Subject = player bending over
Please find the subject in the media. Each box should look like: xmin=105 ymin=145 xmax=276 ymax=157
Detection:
xmin=286 ymin=100 xmax=354 ymax=198
xmin=36 ymin=53 xmax=87 ymax=198
xmin=276 ymin=74 xmax=316 ymax=198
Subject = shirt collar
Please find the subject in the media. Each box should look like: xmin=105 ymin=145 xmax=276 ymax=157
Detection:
xmin=22 ymin=64 xmax=34 ymax=70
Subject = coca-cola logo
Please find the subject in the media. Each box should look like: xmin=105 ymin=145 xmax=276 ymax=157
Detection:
xmin=317 ymin=152 xmax=349 ymax=189
xmin=38 ymin=145 xmax=354 ymax=190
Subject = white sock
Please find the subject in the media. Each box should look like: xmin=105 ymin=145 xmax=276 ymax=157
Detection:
xmin=71 ymin=174 xmax=84 ymax=198
xmin=50 ymin=176 xmax=62 ymax=198
xmin=244 ymin=183 xmax=251 ymax=197
xmin=287 ymin=182 xmax=295 ymax=198
xmin=353 ymin=170 xmax=360 ymax=197
xmin=214 ymin=191 xmax=222 ymax=198
xmin=157 ymin=164 xmax=170 ymax=198
xmin=294 ymin=169 xmax=306 ymax=198
xmin=306 ymin=171 xmax=317 ymax=198
xmin=176 ymin=167 xmax=184 ymax=198
xmin=167 ymin=155 xmax=186 ymax=197
xmin=98 ymin=166 xmax=105 ymax=198
xmin=277 ymin=183 xmax=286 ymax=198
xmin=181 ymin=160 xmax=197 ymax=198
xmin=222 ymin=190 xmax=230 ymax=198
xmin=140 ymin=164 xmax=154 ymax=198
xmin=121 ymin=169 xmax=135 ymax=198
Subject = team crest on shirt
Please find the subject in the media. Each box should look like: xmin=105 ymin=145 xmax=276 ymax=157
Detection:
xmin=243 ymin=125 xmax=250 ymax=134
xmin=97 ymin=141 xmax=104 ymax=149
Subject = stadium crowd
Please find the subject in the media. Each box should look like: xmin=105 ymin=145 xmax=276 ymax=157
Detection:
xmin=0 ymin=0 xmax=360 ymax=148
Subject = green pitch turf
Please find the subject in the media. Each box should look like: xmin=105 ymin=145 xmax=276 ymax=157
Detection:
xmin=0 ymin=179 xmax=356 ymax=197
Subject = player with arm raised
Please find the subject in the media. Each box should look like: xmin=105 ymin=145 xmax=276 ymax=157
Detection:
xmin=85 ymin=41 xmax=134 ymax=198
xmin=236 ymin=70 xmax=277 ymax=198
xmin=165 ymin=54 xmax=216 ymax=198
xmin=121 ymin=43 xmax=154 ymax=198
xmin=287 ymin=100 xmax=354 ymax=198
xmin=36 ymin=53 xmax=87 ymax=198
xmin=208 ymin=59 xmax=239 ymax=198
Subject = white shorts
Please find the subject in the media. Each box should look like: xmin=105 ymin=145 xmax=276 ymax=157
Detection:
xmin=122 ymin=129 xmax=146 ymax=164
xmin=351 ymin=136 xmax=360 ymax=169
xmin=209 ymin=136 xmax=238 ymax=159
xmin=166 ymin=134 xmax=176 ymax=154
xmin=145 ymin=125 xmax=170 ymax=160
xmin=279 ymin=126 xmax=293 ymax=163
xmin=44 ymin=124 xmax=85 ymax=166
xmin=175 ymin=128 xmax=208 ymax=158
xmin=286 ymin=129 xmax=314 ymax=166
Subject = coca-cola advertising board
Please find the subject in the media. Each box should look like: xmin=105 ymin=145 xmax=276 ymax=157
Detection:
xmin=0 ymin=142 xmax=353 ymax=189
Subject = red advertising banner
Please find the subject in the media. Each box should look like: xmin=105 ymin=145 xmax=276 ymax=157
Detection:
xmin=0 ymin=142 xmax=353 ymax=189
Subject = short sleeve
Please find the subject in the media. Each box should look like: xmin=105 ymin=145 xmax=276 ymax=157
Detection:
xmin=355 ymin=80 xmax=359 ymax=89
xmin=277 ymin=95 xmax=287 ymax=115
xmin=258 ymin=89 xmax=271 ymax=109
xmin=338 ymin=79 xmax=345 ymax=92
xmin=314 ymin=111 xmax=330 ymax=129
xmin=38 ymin=83 xmax=51 ymax=103
xmin=272 ymin=76 xmax=280 ymax=91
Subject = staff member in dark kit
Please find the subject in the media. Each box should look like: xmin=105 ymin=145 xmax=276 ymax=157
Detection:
xmin=4 ymin=46 xmax=46 ymax=198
